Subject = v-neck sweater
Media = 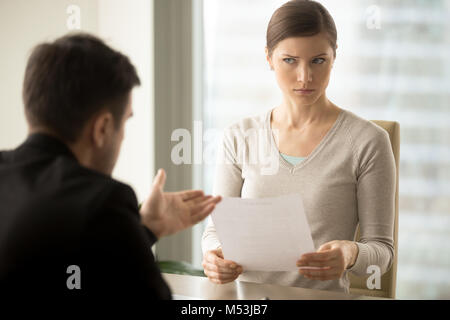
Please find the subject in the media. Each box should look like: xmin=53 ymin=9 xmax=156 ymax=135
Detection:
xmin=202 ymin=108 xmax=396 ymax=293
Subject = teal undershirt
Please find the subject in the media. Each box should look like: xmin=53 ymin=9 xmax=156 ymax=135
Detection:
xmin=280 ymin=153 xmax=305 ymax=166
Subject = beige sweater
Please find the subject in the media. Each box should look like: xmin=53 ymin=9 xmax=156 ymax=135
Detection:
xmin=201 ymin=108 xmax=396 ymax=293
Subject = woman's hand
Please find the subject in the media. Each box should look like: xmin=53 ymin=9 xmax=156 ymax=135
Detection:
xmin=296 ymin=240 xmax=359 ymax=281
xmin=140 ymin=169 xmax=221 ymax=239
xmin=202 ymin=248 xmax=243 ymax=284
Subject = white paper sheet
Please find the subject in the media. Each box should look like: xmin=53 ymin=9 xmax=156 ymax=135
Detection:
xmin=211 ymin=194 xmax=316 ymax=272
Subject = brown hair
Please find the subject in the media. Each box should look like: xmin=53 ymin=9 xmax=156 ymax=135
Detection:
xmin=266 ymin=0 xmax=337 ymax=57
xmin=23 ymin=33 xmax=141 ymax=142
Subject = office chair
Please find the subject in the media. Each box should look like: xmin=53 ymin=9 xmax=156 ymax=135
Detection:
xmin=348 ymin=120 xmax=400 ymax=299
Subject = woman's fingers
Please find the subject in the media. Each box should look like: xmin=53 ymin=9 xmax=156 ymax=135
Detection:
xmin=297 ymin=246 xmax=349 ymax=281
xmin=208 ymin=276 xmax=237 ymax=285
xmin=299 ymin=268 xmax=342 ymax=281
xmin=298 ymin=259 xmax=343 ymax=280
xmin=216 ymin=248 xmax=224 ymax=259
xmin=203 ymin=261 xmax=242 ymax=275
xmin=205 ymin=250 xmax=240 ymax=270
xmin=203 ymin=257 xmax=243 ymax=274
xmin=203 ymin=265 xmax=242 ymax=283
xmin=298 ymin=258 xmax=339 ymax=271
xmin=300 ymin=249 xmax=337 ymax=262
xmin=297 ymin=259 xmax=334 ymax=268
xmin=205 ymin=251 xmax=230 ymax=269
xmin=203 ymin=250 xmax=243 ymax=284
xmin=297 ymin=249 xmax=341 ymax=268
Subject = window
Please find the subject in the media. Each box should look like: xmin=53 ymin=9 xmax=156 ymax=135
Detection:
xmin=201 ymin=0 xmax=450 ymax=299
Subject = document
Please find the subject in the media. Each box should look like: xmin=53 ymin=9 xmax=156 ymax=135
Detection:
xmin=211 ymin=194 xmax=316 ymax=272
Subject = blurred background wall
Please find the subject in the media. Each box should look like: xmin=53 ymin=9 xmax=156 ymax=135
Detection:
xmin=0 ymin=0 xmax=153 ymax=202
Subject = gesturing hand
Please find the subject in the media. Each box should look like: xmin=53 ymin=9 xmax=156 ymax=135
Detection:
xmin=296 ymin=240 xmax=359 ymax=281
xmin=140 ymin=169 xmax=221 ymax=239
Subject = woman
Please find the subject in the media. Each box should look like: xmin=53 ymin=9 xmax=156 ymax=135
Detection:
xmin=201 ymin=0 xmax=396 ymax=293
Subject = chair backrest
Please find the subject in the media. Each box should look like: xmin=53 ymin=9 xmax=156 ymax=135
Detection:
xmin=348 ymin=120 xmax=400 ymax=299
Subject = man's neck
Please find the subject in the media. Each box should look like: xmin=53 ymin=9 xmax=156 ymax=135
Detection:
xmin=28 ymin=126 xmax=91 ymax=169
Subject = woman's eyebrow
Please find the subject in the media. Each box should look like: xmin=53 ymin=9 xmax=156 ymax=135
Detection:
xmin=282 ymin=53 xmax=328 ymax=58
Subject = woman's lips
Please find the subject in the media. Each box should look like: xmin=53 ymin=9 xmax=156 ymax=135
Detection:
xmin=293 ymin=89 xmax=315 ymax=95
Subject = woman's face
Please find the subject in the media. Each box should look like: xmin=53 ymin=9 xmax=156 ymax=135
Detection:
xmin=266 ymin=33 xmax=336 ymax=106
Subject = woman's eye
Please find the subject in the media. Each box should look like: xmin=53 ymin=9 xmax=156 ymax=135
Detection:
xmin=283 ymin=58 xmax=296 ymax=64
xmin=312 ymin=58 xmax=326 ymax=64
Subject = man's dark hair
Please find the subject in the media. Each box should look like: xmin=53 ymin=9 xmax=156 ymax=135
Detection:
xmin=23 ymin=33 xmax=141 ymax=142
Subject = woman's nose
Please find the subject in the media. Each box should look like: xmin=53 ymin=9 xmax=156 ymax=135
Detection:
xmin=296 ymin=65 xmax=313 ymax=84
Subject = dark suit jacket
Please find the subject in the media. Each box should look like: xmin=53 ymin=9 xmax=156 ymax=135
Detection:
xmin=0 ymin=133 xmax=171 ymax=298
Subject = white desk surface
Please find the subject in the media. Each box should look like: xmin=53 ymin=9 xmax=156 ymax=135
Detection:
xmin=162 ymin=273 xmax=387 ymax=300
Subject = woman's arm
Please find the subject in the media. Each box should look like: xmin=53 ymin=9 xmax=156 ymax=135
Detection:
xmin=297 ymin=127 xmax=396 ymax=280
xmin=201 ymin=130 xmax=244 ymax=254
xmin=201 ymin=130 xmax=245 ymax=283
xmin=347 ymin=128 xmax=396 ymax=276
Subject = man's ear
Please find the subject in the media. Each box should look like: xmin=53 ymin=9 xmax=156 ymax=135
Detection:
xmin=265 ymin=47 xmax=274 ymax=71
xmin=92 ymin=111 xmax=114 ymax=148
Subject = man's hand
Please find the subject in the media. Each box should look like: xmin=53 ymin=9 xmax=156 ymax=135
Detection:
xmin=140 ymin=169 xmax=221 ymax=239
xmin=296 ymin=240 xmax=359 ymax=281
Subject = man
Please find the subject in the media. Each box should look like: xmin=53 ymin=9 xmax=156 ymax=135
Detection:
xmin=0 ymin=33 xmax=220 ymax=298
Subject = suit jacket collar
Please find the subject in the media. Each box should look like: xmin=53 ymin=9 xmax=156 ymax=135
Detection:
xmin=23 ymin=133 xmax=78 ymax=161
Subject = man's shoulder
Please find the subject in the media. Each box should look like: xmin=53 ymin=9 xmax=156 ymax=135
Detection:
xmin=65 ymin=164 xmax=139 ymax=213
xmin=0 ymin=147 xmax=138 ymax=218
xmin=0 ymin=149 xmax=13 ymax=163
